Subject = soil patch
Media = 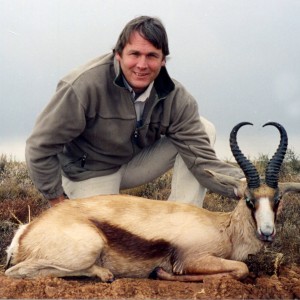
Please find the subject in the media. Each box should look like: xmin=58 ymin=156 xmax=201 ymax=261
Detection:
xmin=1 ymin=265 xmax=299 ymax=299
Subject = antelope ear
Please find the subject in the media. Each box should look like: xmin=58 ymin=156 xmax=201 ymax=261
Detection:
xmin=278 ymin=182 xmax=300 ymax=197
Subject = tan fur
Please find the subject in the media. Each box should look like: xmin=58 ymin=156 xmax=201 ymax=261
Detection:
xmin=5 ymin=177 xmax=300 ymax=282
xmin=253 ymin=186 xmax=276 ymax=199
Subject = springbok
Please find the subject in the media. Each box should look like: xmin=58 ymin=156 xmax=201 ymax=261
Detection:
xmin=5 ymin=122 xmax=300 ymax=282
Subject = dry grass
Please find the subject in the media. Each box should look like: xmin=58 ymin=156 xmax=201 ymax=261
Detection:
xmin=0 ymin=153 xmax=299 ymax=274
xmin=0 ymin=158 xmax=49 ymax=266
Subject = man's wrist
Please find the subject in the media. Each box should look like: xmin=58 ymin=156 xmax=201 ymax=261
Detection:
xmin=49 ymin=194 xmax=66 ymax=206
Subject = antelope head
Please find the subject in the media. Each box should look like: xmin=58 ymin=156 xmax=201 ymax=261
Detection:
xmin=229 ymin=121 xmax=300 ymax=242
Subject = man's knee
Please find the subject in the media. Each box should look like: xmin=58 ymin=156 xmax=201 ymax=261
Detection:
xmin=120 ymin=137 xmax=178 ymax=190
xmin=200 ymin=116 xmax=216 ymax=146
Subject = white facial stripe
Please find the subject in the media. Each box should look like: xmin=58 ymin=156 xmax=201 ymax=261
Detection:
xmin=255 ymin=197 xmax=275 ymax=237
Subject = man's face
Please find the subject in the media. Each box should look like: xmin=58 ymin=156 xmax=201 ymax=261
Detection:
xmin=115 ymin=31 xmax=166 ymax=93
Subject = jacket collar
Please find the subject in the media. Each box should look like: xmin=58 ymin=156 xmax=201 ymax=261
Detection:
xmin=113 ymin=56 xmax=175 ymax=99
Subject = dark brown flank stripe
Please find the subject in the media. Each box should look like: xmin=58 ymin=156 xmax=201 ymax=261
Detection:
xmin=89 ymin=219 xmax=176 ymax=260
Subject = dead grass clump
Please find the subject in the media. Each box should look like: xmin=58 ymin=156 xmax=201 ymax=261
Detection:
xmin=0 ymin=155 xmax=49 ymax=266
xmin=271 ymin=193 xmax=300 ymax=265
xmin=0 ymin=221 xmax=18 ymax=266
xmin=203 ymin=192 xmax=236 ymax=212
xmin=0 ymin=197 xmax=49 ymax=265
xmin=0 ymin=158 xmax=41 ymax=201
xmin=122 ymin=171 xmax=172 ymax=200
xmin=253 ymin=149 xmax=300 ymax=180
xmin=0 ymin=197 xmax=48 ymax=224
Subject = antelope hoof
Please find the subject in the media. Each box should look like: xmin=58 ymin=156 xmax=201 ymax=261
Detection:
xmin=99 ymin=269 xmax=115 ymax=283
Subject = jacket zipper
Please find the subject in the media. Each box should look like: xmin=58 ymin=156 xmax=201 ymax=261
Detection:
xmin=81 ymin=153 xmax=87 ymax=168
xmin=126 ymin=91 xmax=140 ymax=153
xmin=133 ymin=129 xmax=139 ymax=139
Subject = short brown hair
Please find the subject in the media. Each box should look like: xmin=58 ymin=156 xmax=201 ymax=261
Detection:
xmin=114 ymin=16 xmax=170 ymax=57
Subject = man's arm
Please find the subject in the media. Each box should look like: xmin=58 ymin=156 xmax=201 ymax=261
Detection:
xmin=167 ymin=90 xmax=244 ymax=199
xmin=26 ymin=81 xmax=86 ymax=200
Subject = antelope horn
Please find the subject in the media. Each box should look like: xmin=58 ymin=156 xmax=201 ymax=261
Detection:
xmin=263 ymin=122 xmax=288 ymax=189
xmin=230 ymin=122 xmax=260 ymax=189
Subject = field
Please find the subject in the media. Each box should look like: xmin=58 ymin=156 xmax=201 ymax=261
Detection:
xmin=0 ymin=153 xmax=300 ymax=299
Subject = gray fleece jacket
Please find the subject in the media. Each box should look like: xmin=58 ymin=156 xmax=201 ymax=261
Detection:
xmin=26 ymin=52 xmax=243 ymax=199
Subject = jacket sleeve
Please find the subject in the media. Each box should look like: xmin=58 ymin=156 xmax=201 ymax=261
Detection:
xmin=25 ymin=81 xmax=86 ymax=199
xmin=167 ymin=87 xmax=244 ymax=199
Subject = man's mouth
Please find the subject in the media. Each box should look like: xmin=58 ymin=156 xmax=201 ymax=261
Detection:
xmin=134 ymin=72 xmax=148 ymax=77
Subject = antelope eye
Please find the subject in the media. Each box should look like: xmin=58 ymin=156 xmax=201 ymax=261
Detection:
xmin=245 ymin=197 xmax=255 ymax=209
xmin=274 ymin=195 xmax=281 ymax=206
xmin=273 ymin=190 xmax=282 ymax=206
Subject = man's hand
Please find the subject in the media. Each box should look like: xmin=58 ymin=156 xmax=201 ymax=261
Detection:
xmin=49 ymin=194 xmax=66 ymax=207
xmin=234 ymin=178 xmax=247 ymax=199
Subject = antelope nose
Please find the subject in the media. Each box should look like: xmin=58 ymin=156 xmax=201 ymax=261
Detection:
xmin=260 ymin=226 xmax=275 ymax=241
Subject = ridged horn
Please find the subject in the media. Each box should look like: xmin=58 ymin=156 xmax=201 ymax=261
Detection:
xmin=230 ymin=122 xmax=260 ymax=189
xmin=263 ymin=122 xmax=288 ymax=189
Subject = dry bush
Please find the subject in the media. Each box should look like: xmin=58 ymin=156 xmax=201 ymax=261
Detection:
xmin=0 ymin=156 xmax=49 ymax=265
xmin=0 ymin=158 xmax=41 ymax=201
xmin=272 ymin=193 xmax=300 ymax=265
xmin=122 ymin=171 xmax=172 ymax=200
xmin=0 ymin=198 xmax=49 ymax=265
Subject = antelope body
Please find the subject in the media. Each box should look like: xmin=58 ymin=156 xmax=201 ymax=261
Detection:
xmin=5 ymin=122 xmax=300 ymax=282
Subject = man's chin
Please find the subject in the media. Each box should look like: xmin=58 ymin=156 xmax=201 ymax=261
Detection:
xmin=131 ymin=83 xmax=150 ymax=93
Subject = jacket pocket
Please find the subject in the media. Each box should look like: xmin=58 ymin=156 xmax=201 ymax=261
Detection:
xmin=61 ymin=153 xmax=87 ymax=178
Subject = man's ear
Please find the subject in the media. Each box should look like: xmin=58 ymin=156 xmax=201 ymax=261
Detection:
xmin=115 ymin=52 xmax=121 ymax=61
xmin=161 ymin=59 xmax=166 ymax=66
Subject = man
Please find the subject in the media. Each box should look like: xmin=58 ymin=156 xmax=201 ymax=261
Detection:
xmin=26 ymin=16 xmax=243 ymax=207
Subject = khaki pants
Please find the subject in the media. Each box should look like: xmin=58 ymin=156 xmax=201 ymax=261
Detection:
xmin=62 ymin=117 xmax=216 ymax=207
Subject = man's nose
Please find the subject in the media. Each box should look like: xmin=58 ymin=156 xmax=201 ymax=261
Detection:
xmin=137 ymin=56 xmax=147 ymax=68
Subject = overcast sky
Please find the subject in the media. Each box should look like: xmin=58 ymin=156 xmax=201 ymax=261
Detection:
xmin=1 ymin=0 xmax=300 ymax=161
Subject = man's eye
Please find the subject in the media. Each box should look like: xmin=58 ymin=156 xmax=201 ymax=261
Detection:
xmin=148 ymin=54 xmax=159 ymax=59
